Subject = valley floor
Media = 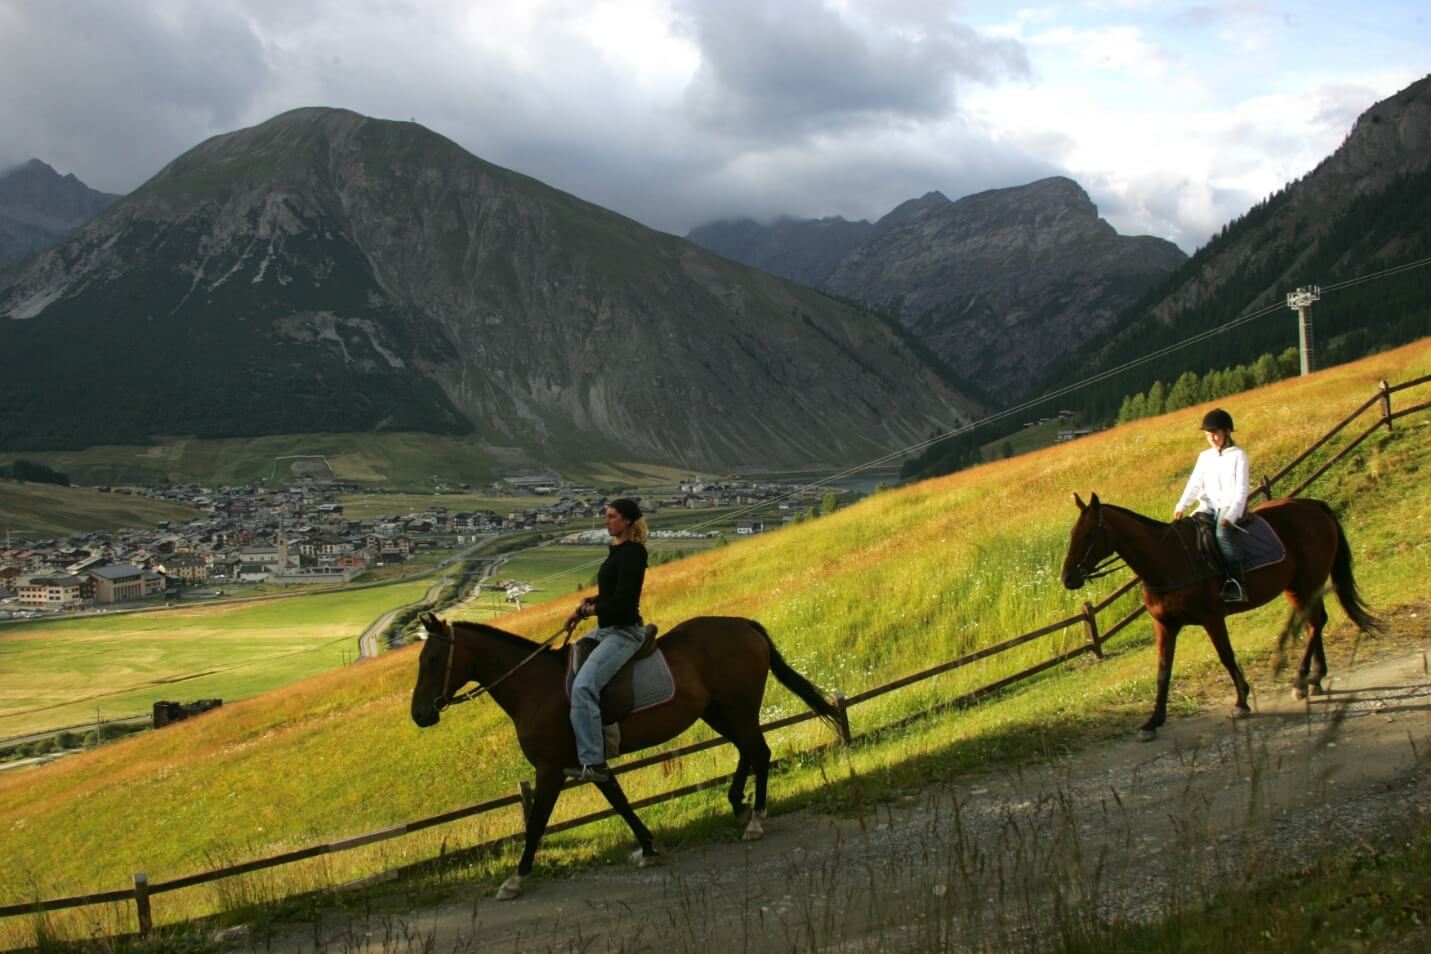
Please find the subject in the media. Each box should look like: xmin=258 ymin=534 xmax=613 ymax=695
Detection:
xmin=244 ymin=605 xmax=1431 ymax=954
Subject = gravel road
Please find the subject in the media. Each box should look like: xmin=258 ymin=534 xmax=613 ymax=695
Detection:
xmin=249 ymin=622 xmax=1430 ymax=954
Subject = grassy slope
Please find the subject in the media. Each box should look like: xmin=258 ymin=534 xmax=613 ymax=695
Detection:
xmin=0 ymin=340 xmax=1427 ymax=935
xmin=0 ymin=481 xmax=201 ymax=537
xmin=0 ymin=581 xmax=432 ymax=737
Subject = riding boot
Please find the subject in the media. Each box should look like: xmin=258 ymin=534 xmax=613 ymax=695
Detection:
xmin=1220 ymin=559 xmax=1247 ymax=603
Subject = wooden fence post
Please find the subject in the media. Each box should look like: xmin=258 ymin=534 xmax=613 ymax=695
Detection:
xmin=831 ymin=691 xmax=852 ymax=744
xmin=1258 ymin=475 xmax=1274 ymax=502
xmin=1379 ymin=380 xmax=1393 ymax=432
xmin=132 ymin=872 xmax=152 ymax=938
xmin=517 ymin=781 xmax=533 ymax=826
xmin=1081 ymin=602 xmax=1103 ymax=659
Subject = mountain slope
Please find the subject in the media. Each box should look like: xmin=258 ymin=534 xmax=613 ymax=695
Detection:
xmin=1054 ymin=73 xmax=1431 ymax=418
xmin=688 ymin=178 xmax=1187 ymax=397
xmin=0 ymin=159 xmax=119 ymax=266
xmin=0 ymin=109 xmax=981 ymax=471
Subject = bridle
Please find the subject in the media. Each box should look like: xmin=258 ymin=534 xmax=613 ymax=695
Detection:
xmin=423 ymin=619 xmax=577 ymax=712
xmin=1071 ymin=505 xmax=1126 ymax=582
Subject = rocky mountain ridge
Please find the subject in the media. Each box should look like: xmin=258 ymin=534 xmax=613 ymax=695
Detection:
xmin=689 ymin=178 xmax=1187 ymax=397
xmin=0 ymin=109 xmax=981 ymax=472
xmin=0 ymin=159 xmax=120 ymax=267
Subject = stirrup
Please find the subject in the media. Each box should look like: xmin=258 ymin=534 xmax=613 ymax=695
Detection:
xmin=1220 ymin=579 xmax=1246 ymax=603
xmin=563 ymin=763 xmax=610 ymax=784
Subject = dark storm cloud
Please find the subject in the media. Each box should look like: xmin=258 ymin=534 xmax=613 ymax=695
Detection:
xmin=0 ymin=1 xmax=270 ymax=194
xmin=672 ymin=0 xmax=1027 ymax=140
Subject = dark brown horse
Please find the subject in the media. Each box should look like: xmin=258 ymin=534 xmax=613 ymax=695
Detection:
xmin=410 ymin=613 xmax=841 ymax=898
xmin=1061 ymin=494 xmax=1378 ymax=740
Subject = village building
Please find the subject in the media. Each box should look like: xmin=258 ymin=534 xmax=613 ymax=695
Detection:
xmin=17 ymin=573 xmax=86 ymax=607
xmin=85 ymin=564 xmax=148 ymax=603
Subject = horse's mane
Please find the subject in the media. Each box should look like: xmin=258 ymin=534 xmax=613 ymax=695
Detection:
xmin=1101 ymin=503 xmax=1170 ymax=529
xmin=450 ymin=619 xmax=566 ymax=654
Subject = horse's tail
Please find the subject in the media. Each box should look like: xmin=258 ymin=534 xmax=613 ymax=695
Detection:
xmin=1314 ymin=501 xmax=1381 ymax=634
xmin=749 ymin=620 xmax=845 ymax=740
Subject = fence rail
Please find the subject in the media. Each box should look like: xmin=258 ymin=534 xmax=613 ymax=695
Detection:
xmin=3 ymin=374 xmax=1426 ymax=933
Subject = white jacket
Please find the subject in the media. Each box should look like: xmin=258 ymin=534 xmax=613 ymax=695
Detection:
xmin=1176 ymin=445 xmax=1249 ymax=521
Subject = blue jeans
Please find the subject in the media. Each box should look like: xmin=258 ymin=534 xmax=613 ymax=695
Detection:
xmin=1212 ymin=509 xmax=1242 ymax=565
xmin=570 ymin=624 xmax=644 ymax=766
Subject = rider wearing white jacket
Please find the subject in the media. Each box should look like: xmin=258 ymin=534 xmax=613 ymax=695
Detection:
xmin=1173 ymin=408 xmax=1250 ymax=601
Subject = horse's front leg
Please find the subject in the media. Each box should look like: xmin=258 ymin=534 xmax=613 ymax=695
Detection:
xmin=594 ymin=775 xmax=660 ymax=867
xmin=499 ymin=767 xmax=563 ymax=900
xmin=1204 ymin=616 xmax=1252 ymax=718
xmin=1141 ymin=619 xmax=1182 ymax=741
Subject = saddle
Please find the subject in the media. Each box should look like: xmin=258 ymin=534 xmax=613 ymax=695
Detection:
xmin=1190 ymin=511 xmax=1287 ymax=575
xmin=1191 ymin=514 xmax=1233 ymax=576
xmin=571 ymin=624 xmax=661 ymax=724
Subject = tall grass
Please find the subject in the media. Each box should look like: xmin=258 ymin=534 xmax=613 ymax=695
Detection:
xmin=0 ymin=339 xmax=1427 ymax=945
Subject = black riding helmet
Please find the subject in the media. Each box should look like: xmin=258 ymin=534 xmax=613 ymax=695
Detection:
xmin=1200 ymin=408 xmax=1234 ymax=432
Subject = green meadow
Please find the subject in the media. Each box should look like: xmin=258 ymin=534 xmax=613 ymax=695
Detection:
xmin=0 ymin=580 xmax=431 ymax=738
xmin=0 ymin=339 xmax=1427 ymax=944
xmin=0 ymin=481 xmax=201 ymax=537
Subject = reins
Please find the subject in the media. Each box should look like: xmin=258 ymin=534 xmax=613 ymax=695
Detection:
xmin=425 ymin=619 xmax=578 ymax=711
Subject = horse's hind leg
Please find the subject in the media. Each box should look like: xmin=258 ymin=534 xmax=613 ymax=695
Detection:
xmin=593 ymin=776 xmax=660 ymax=867
xmin=1293 ymin=596 xmax=1331 ymax=700
xmin=702 ymin=703 xmax=754 ymax=821
xmin=1204 ymin=616 xmax=1251 ymax=719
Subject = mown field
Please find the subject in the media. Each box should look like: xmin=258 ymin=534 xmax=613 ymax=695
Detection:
xmin=0 ymin=433 xmax=507 ymax=490
xmin=0 ymin=481 xmax=200 ymax=537
xmin=337 ymin=492 xmax=551 ymax=519
xmin=1 ymin=339 xmax=1427 ymax=945
xmin=0 ymin=580 xmax=432 ymax=739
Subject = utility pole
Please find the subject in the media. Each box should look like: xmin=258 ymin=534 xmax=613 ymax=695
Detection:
xmin=1286 ymin=285 xmax=1321 ymax=376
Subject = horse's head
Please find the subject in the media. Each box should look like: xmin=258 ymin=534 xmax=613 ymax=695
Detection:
xmin=410 ymin=612 xmax=455 ymax=728
xmin=1061 ymin=492 xmax=1109 ymax=590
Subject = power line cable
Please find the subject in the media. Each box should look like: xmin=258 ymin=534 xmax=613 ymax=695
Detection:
xmin=486 ymin=254 xmax=1431 ymax=594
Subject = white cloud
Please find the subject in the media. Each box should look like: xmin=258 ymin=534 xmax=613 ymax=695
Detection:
xmin=0 ymin=0 xmax=1425 ymax=253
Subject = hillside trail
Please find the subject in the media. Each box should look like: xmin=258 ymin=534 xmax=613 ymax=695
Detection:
xmin=251 ymin=618 xmax=1431 ymax=954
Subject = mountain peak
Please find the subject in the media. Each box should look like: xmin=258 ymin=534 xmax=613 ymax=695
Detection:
xmin=0 ymin=160 xmax=121 ymax=266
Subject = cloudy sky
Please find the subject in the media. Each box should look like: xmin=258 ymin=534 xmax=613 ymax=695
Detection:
xmin=1 ymin=0 xmax=1425 ymax=252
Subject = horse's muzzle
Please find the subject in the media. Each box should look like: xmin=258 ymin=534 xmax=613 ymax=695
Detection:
xmin=411 ymin=703 xmax=441 ymax=728
xmin=1062 ymin=570 xmax=1085 ymax=590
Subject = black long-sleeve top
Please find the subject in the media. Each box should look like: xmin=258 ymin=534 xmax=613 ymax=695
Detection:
xmin=593 ymin=540 xmax=647 ymax=627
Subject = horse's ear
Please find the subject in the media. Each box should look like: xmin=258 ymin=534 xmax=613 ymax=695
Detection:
xmin=1089 ymin=492 xmax=1101 ymax=509
xmin=420 ymin=613 xmax=441 ymax=634
xmin=1073 ymin=493 xmax=1086 ymax=512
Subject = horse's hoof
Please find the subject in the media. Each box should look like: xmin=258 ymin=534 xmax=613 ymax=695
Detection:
xmin=1308 ymin=682 xmax=1324 ymax=696
xmin=629 ymin=848 xmax=661 ymax=868
xmin=1231 ymin=706 xmax=1251 ymax=720
xmin=1138 ymin=728 xmax=1158 ymax=742
xmin=1293 ymin=685 xmax=1308 ymax=701
xmin=741 ymin=810 xmax=767 ymax=841
xmin=495 ymin=874 xmax=525 ymax=900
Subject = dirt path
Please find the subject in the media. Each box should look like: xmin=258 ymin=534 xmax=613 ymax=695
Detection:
xmin=250 ymin=636 xmax=1431 ymax=954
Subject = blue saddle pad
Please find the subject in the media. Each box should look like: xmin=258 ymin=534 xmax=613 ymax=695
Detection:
xmin=1239 ymin=514 xmax=1286 ymax=572
xmin=563 ymin=648 xmax=676 ymax=716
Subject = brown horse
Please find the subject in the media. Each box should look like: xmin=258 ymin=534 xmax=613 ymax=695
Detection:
xmin=1061 ymin=494 xmax=1378 ymax=740
xmin=410 ymin=613 xmax=841 ymax=898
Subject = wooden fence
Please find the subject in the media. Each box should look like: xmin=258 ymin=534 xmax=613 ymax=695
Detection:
xmin=3 ymin=374 xmax=1427 ymax=935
